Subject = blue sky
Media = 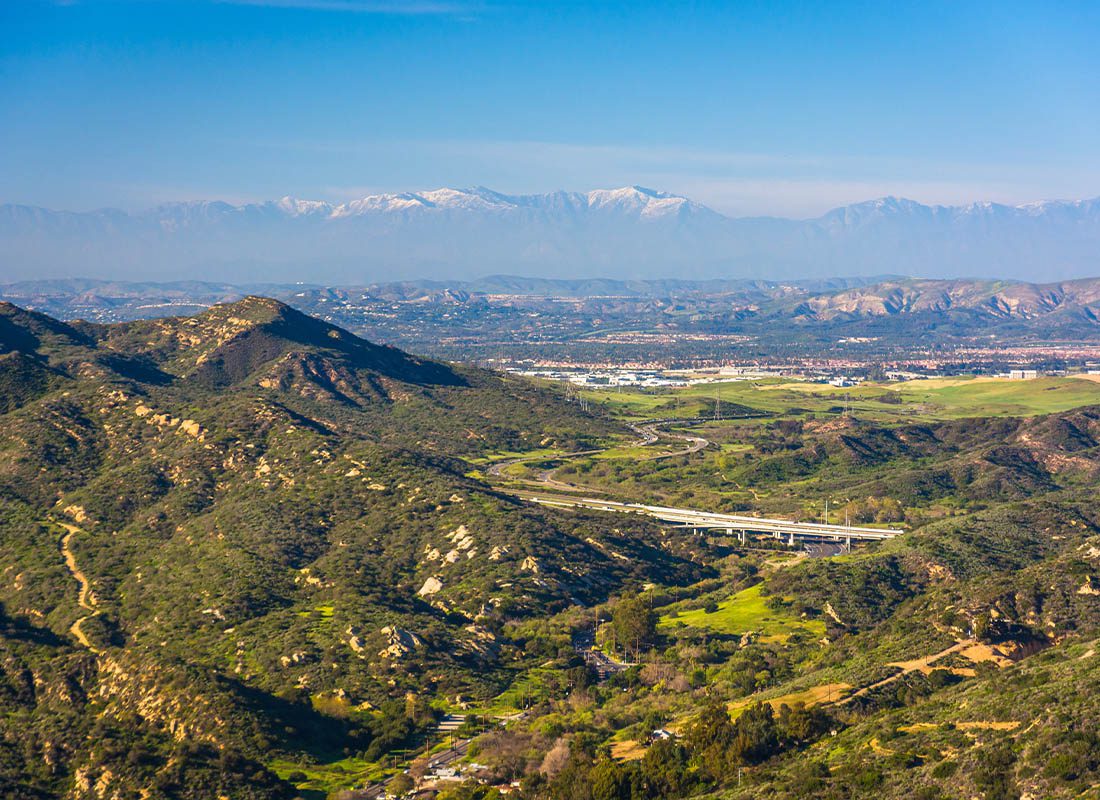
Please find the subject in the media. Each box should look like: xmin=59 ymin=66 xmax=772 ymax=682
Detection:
xmin=2 ymin=0 xmax=1099 ymax=216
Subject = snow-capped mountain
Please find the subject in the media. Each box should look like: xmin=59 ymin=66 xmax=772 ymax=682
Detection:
xmin=144 ymin=185 xmax=710 ymax=221
xmin=1 ymin=187 xmax=1099 ymax=282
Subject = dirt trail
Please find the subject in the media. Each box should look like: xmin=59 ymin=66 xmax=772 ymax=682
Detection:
xmin=733 ymin=481 xmax=762 ymax=502
xmin=56 ymin=520 xmax=102 ymax=653
xmin=838 ymin=639 xmax=975 ymax=704
xmin=730 ymin=682 xmax=851 ymax=713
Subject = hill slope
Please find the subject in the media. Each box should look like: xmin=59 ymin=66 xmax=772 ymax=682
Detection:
xmin=0 ymin=299 xmax=707 ymax=798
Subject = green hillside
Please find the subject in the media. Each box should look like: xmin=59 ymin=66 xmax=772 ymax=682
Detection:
xmin=4 ymin=299 xmax=1100 ymax=800
xmin=0 ymin=299 xmax=706 ymax=798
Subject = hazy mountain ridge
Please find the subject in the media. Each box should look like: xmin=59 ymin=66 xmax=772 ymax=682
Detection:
xmin=11 ymin=276 xmax=1100 ymax=370
xmin=786 ymin=277 xmax=1100 ymax=321
xmin=4 ymin=187 xmax=1100 ymax=282
xmin=8 ymin=274 xmax=1100 ymax=322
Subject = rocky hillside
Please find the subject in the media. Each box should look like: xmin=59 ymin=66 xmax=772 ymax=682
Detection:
xmin=784 ymin=277 xmax=1100 ymax=322
xmin=0 ymin=299 xmax=707 ymax=798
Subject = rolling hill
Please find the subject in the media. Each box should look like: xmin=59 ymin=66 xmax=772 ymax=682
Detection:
xmin=0 ymin=298 xmax=707 ymax=798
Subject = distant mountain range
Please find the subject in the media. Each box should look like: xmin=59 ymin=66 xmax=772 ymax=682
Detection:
xmin=11 ymin=276 xmax=1100 ymax=357
xmin=3 ymin=186 xmax=1100 ymax=282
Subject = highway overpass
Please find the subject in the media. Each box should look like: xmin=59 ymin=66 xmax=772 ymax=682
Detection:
xmin=512 ymin=491 xmax=903 ymax=546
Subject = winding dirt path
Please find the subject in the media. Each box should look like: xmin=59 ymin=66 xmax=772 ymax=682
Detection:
xmin=838 ymin=639 xmax=974 ymax=704
xmin=56 ymin=521 xmax=102 ymax=653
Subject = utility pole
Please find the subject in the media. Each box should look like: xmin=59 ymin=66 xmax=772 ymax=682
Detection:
xmin=824 ymin=498 xmax=829 ymax=525
xmin=714 ymin=384 xmax=722 ymax=421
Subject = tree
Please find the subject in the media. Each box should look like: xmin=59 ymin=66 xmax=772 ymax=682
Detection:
xmin=730 ymin=702 xmax=780 ymax=764
xmin=611 ymin=596 xmax=657 ymax=660
xmin=590 ymin=757 xmax=629 ymax=800
xmin=641 ymin=738 xmax=694 ymax=797
xmin=387 ymin=772 xmax=414 ymax=796
xmin=684 ymin=700 xmax=735 ymax=782
xmin=539 ymin=737 xmax=572 ymax=779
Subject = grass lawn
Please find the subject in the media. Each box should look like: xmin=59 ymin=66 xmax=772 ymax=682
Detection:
xmin=592 ymin=444 xmax=677 ymax=460
xmin=471 ymin=666 xmax=563 ymax=716
xmin=659 ymin=583 xmax=825 ymax=641
xmin=577 ymin=388 xmax=689 ymax=418
xmin=467 ymin=447 xmax=563 ymax=465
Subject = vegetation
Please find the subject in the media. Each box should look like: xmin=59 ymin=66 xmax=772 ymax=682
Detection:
xmin=5 ymin=298 xmax=1100 ymax=799
xmin=660 ymin=584 xmax=826 ymax=641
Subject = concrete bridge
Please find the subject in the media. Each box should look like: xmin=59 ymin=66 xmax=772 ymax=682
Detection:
xmin=513 ymin=491 xmax=903 ymax=546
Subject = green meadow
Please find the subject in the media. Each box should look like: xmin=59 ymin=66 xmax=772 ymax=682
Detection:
xmin=582 ymin=375 xmax=1100 ymax=423
xmin=660 ymin=583 xmax=826 ymax=641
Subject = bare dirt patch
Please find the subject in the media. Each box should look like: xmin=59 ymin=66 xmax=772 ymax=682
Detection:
xmin=959 ymin=642 xmax=1015 ymax=668
xmin=956 ymin=720 xmax=1021 ymax=731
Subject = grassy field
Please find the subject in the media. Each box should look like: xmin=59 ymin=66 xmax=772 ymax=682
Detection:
xmin=659 ymin=583 xmax=826 ymax=641
xmin=890 ymin=375 xmax=1100 ymax=417
xmin=268 ymin=755 xmax=392 ymax=797
xmin=471 ymin=665 xmax=565 ymax=716
xmin=581 ymin=375 xmax=1100 ymax=423
xmin=728 ymin=682 xmax=852 ymax=718
xmin=466 ymin=446 xmax=564 ymax=465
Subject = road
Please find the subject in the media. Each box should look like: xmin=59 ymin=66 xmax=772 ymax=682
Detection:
xmin=486 ymin=445 xmax=603 ymax=490
xmin=355 ymin=711 xmax=529 ymax=798
xmin=355 ymin=737 xmax=474 ymax=800
xmin=573 ymin=628 xmax=633 ymax=680
xmin=510 ymin=491 xmax=903 ymax=543
xmin=486 ymin=418 xmax=712 ymax=494
xmin=630 ymin=422 xmax=709 ymax=460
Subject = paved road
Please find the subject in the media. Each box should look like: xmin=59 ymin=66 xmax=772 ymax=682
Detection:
xmin=486 ymin=418 xmax=712 ymax=494
xmin=805 ymin=542 xmax=847 ymax=558
xmin=511 ymin=491 xmax=903 ymax=542
xmin=486 ymin=446 xmax=603 ymax=488
xmin=573 ymin=629 xmax=633 ymax=680
xmin=354 ymin=736 xmax=474 ymax=799
xmin=355 ymin=711 xmax=530 ymax=798
xmin=631 ymin=422 xmax=709 ymax=460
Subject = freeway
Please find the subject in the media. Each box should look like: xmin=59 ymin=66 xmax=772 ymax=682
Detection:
xmin=487 ymin=416 xmax=901 ymax=545
xmin=511 ymin=490 xmax=903 ymax=543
